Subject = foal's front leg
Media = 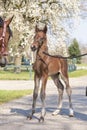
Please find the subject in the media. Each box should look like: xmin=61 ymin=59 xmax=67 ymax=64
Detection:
xmin=27 ymin=74 xmax=40 ymax=119
xmin=39 ymin=75 xmax=48 ymax=122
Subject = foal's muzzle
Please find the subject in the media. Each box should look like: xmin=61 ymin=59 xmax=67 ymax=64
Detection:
xmin=31 ymin=45 xmax=37 ymax=51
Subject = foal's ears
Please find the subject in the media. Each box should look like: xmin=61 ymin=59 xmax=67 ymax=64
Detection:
xmin=35 ymin=25 xmax=47 ymax=33
xmin=5 ymin=15 xmax=14 ymax=26
xmin=43 ymin=25 xmax=47 ymax=33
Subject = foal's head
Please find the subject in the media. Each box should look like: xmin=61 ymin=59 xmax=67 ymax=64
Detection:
xmin=0 ymin=16 xmax=13 ymax=67
xmin=31 ymin=25 xmax=47 ymax=52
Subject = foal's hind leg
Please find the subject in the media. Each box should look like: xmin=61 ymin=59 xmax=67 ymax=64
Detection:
xmin=60 ymin=73 xmax=74 ymax=117
xmin=51 ymin=74 xmax=64 ymax=115
xmin=27 ymin=74 xmax=40 ymax=119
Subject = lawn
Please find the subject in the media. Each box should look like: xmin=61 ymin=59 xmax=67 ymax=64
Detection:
xmin=0 ymin=70 xmax=34 ymax=80
xmin=0 ymin=69 xmax=87 ymax=80
xmin=76 ymin=63 xmax=87 ymax=67
xmin=0 ymin=90 xmax=33 ymax=104
xmin=69 ymin=69 xmax=87 ymax=77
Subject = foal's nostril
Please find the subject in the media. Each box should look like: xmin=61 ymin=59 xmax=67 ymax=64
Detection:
xmin=31 ymin=45 xmax=36 ymax=51
xmin=2 ymin=51 xmax=8 ymax=56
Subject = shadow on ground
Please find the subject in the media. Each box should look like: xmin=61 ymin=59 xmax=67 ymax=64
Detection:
xmin=10 ymin=106 xmax=87 ymax=122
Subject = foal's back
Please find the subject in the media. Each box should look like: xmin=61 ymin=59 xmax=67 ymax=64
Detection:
xmin=41 ymin=55 xmax=68 ymax=77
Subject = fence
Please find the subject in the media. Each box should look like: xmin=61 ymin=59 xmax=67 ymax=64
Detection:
xmin=68 ymin=64 xmax=76 ymax=72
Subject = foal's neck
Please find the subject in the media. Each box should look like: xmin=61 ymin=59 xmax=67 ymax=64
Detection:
xmin=37 ymin=42 xmax=48 ymax=60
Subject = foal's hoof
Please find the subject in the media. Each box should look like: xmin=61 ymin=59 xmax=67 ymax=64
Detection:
xmin=27 ymin=115 xmax=32 ymax=120
xmin=69 ymin=109 xmax=74 ymax=117
xmin=39 ymin=116 xmax=44 ymax=122
xmin=69 ymin=114 xmax=74 ymax=117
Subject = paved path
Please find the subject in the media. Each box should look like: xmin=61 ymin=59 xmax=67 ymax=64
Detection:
xmin=0 ymin=76 xmax=87 ymax=130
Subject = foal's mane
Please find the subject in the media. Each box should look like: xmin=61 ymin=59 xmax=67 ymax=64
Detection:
xmin=0 ymin=16 xmax=13 ymax=37
xmin=0 ymin=17 xmax=3 ymax=27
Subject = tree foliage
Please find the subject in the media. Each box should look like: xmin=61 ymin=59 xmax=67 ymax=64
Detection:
xmin=68 ymin=39 xmax=81 ymax=63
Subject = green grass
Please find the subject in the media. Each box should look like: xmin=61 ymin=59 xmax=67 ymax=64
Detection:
xmin=76 ymin=63 xmax=87 ymax=67
xmin=0 ymin=90 xmax=33 ymax=104
xmin=0 ymin=68 xmax=87 ymax=80
xmin=69 ymin=69 xmax=87 ymax=77
xmin=0 ymin=70 xmax=34 ymax=80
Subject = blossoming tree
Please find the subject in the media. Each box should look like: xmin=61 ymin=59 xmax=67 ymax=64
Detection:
xmin=0 ymin=0 xmax=80 ymax=63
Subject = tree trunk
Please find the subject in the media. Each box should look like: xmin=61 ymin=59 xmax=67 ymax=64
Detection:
xmin=14 ymin=55 xmax=22 ymax=73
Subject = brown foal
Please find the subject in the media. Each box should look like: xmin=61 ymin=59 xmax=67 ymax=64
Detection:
xmin=28 ymin=25 xmax=74 ymax=122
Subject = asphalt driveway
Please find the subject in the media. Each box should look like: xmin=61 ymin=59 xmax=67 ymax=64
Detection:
xmin=0 ymin=76 xmax=87 ymax=130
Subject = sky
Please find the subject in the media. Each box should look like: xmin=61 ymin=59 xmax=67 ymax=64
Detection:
xmin=72 ymin=18 xmax=87 ymax=45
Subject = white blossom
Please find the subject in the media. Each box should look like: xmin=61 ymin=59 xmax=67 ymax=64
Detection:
xmin=0 ymin=0 xmax=80 ymax=57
